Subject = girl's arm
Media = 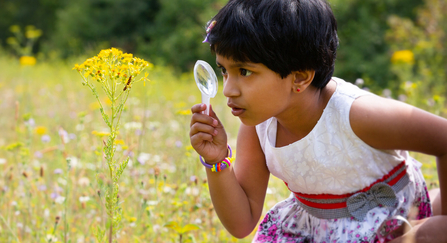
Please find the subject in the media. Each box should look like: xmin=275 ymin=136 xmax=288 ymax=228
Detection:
xmin=350 ymin=95 xmax=447 ymax=214
xmin=207 ymin=123 xmax=270 ymax=238
xmin=190 ymin=104 xmax=270 ymax=238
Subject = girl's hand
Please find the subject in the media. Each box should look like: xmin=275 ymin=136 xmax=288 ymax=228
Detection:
xmin=190 ymin=104 xmax=228 ymax=164
xmin=388 ymin=216 xmax=447 ymax=243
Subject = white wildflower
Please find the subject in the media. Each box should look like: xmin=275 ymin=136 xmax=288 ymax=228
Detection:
xmin=146 ymin=200 xmax=159 ymax=206
xmin=46 ymin=234 xmax=58 ymax=242
xmin=78 ymin=177 xmax=90 ymax=187
xmin=124 ymin=122 xmax=142 ymax=130
xmin=137 ymin=153 xmax=151 ymax=165
xmin=67 ymin=156 xmax=79 ymax=168
xmin=185 ymin=187 xmax=199 ymax=196
xmin=75 ymin=124 xmax=85 ymax=131
xmin=355 ymin=78 xmax=364 ymax=87
xmin=55 ymin=196 xmax=66 ymax=204
xmin=57 ymin=178 xmax=67 ymax=186
xmin=79 ymin=196 xmax=90 ymax=203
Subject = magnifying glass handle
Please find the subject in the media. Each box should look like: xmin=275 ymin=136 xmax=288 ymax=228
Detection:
xmin=202 ymin=94 xmax=210 ymax=115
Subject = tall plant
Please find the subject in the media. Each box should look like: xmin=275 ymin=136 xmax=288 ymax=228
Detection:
xmin=73 ymin=48 xmax=152 ymax=242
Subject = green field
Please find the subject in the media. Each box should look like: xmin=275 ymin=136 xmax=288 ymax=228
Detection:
xmin=0 ymin=54 xmax=440 ymax=243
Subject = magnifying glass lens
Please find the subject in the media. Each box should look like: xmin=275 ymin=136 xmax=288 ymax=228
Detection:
xmin=194 ymin=60 xmax=218 ymax=115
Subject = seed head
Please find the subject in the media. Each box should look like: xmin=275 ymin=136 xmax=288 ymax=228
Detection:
xmin=154 ymin=167 xmax=160 ymax=178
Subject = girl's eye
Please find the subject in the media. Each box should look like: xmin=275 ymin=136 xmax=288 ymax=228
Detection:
xmin=240 ymin=69 xmax=252 ymax=77
xmin=219 ymin=67 xmax=227 ymax=75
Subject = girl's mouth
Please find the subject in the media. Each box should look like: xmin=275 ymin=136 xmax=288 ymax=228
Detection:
xmin=231 ymin=107 xmax=245 ymax=116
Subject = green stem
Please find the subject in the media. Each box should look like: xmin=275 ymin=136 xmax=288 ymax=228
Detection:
xmin=0 ymin=213 xmax=20 ymax=243
xmin=106 ymin=70 xmax=117 ymax=243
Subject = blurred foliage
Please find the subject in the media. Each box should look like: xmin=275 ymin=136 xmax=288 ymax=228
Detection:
xmin=50 ymin=0 xmax=160 ymax=57
xmin=0 ymin=0 xmax=63 ymax=51
xmin=331 ymin=0 xmax=423 ymax=89
xmin=136 ymin=0 xmax=226 ymax=71
xmin=7 ymin=25 xmax=42 ymax=59
xmin=0 ymin=0 xmax=441 ymax=88
xmin=386 ymin=0 xmax=447 ymax=114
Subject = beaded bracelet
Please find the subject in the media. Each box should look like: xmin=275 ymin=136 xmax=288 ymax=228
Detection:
xmin=199 ymin=145 xmax=233 ymax=172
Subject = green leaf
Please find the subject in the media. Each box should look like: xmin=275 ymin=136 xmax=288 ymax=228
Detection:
xmin=163 ymin=221 xmax=182 ymax=233
xmin=180 ymin=224 xmax=200 ymax=234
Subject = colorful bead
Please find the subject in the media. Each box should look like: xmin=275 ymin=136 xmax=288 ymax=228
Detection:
xmin=199 ymin=145 xmax=233 ymax=172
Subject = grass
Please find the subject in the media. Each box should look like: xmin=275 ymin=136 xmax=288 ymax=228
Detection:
xmin=0 ymin=54 xmax=439 ymax=242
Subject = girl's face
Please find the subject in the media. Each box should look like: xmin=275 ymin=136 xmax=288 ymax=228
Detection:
xmin=216 ymin=54 xmax=294 ymax=126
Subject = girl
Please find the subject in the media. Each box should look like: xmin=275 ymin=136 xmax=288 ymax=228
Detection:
xmin=189 ymin=0 xmax=447 ymax=242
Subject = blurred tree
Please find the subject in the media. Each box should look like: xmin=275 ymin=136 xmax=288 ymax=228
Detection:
xmin=136 ymin=0 xmax=226 ymax=72
xmin=50 ymin=0 xmax=160 ymax=57
xmin=330 ymin=0 xmax=423 ymax=90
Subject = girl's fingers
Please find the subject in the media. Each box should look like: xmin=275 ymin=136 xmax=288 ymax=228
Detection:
xmin=190 ymin=122 xmax=217 ymax=138
xmin=190 ymin=104 xmax=219 ymax=128
xmin=191 ymin=103 xmax=206 ymax=113
xmin=190 ymin=132 xmax=214 ymax=144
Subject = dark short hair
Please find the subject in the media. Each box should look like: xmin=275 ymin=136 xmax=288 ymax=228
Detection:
xmin=206 ymin=0 xmax=338 ymax=88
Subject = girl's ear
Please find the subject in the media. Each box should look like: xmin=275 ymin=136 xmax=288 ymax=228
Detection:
xmin=291 ymin=70 xmax=315 ymax=93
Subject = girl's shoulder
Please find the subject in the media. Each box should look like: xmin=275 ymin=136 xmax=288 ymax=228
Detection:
xmin=331 ymin=77 xmax=373 ymax=100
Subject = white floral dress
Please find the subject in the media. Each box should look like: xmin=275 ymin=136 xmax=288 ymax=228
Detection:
xmin=253 ymin=78 xmax=432 ymax=243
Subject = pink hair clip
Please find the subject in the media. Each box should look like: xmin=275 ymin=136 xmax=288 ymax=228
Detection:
xmin=202 ymin=20 xmax=217 ymax=44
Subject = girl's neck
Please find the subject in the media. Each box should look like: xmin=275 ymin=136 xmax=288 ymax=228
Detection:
xmin=275 ymin=80 xmax=336 ymax=146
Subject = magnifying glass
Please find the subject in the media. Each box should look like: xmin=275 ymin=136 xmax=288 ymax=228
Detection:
xmin=194 ymin=60 xmax=218 ymax=115
xmin=376 ymin=215 xmax=412 ymax=242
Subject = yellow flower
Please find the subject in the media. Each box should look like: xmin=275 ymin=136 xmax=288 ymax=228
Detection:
xmin=9 ymin=25 xmax=20 ymax=33
xmin=35 ymin=126 xmax=47 ymax=135
xmin=176 ymin=109 xmax=191 ymax=115
xmin=89 ymin=102 xmax=100 ymax=110
xmin=20 ymin=56 xmax=36 ymax=66
xmin=6 ymin=37 xmax=18 ymax=45
xmin=391 ymin=50 xmax=414 ymax=64
xmin=103 ymin=97 xmax=112 ymax=106
xmin=114 ymin=139 xmax=125 ymax=145
xmin=25 ymin=29 xmax=42 ymax=39
xmin=91 ymin=131 xmax=110 ymax=137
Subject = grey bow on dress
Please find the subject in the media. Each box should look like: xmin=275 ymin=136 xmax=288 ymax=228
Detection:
xmin=346 ymin=182 xmax=397 ymax=221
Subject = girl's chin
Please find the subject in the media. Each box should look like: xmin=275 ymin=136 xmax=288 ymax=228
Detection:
xmin=238 ymin=115 xmax=267 ymax=127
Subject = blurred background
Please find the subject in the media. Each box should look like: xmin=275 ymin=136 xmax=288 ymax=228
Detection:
xmin=0 ymin=0 xmax=445 ymax=96
xmin=0 ymin=0 xmax=445 ymax=242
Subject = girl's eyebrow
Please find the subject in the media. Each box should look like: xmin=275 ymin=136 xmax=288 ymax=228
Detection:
xmin=216 ymin=61 xmax=257 ymax=68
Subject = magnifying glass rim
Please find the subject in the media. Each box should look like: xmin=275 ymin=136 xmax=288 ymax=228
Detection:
xmin=194 ymin=60 xmax=218 ymax=98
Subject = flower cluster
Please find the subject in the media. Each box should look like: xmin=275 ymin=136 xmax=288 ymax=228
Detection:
xmin=73 ymin=47 xmax=153 ymax=90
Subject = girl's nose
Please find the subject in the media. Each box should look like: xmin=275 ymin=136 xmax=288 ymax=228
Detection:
xmin=222 ymin=76 xmax=240 ymax=98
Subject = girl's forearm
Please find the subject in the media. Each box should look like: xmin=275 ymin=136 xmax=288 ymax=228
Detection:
xmin=206 ymin=167 xmax=264 ymax=238
xmin=436 ymin=154 xmax=447 ymax=215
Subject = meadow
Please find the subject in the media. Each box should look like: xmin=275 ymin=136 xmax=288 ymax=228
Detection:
xmin=0 ymin=53 xmax=440 ymax=243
